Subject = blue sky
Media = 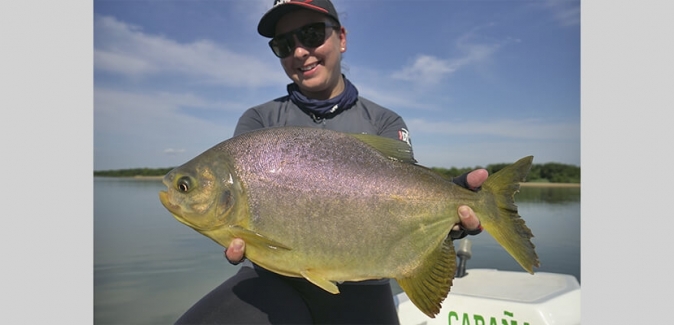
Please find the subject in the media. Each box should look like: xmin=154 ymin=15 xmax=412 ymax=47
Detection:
xmin=93 ymin=0 xmax=580 ymax=171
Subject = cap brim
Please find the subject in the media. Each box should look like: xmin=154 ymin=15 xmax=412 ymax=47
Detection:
xmin=257 ymin=3 xmax=331 ymax=38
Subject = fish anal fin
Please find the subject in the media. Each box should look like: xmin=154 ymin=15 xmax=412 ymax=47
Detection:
xmin=228 ymin=225 xmax=292 ymax=251
xmin=300 ymin=270 xmax=340 ymax=294
xmin=396 ymin=237 xmax=456 ymax=318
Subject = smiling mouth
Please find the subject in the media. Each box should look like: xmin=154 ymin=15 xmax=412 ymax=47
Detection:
xmin=300 ymin=62 xmax=319 ymax=72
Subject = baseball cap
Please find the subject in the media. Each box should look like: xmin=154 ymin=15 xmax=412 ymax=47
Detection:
xmin=258 ymin=0 xmax=340 ymax=38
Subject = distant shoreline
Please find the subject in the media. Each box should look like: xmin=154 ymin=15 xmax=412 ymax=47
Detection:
xmin=99 ymin=176 xmax=580 ymax=187
xmin=94 ymin=176 xmax=164 ymax=180
xmin=132 ymin=176 xmax=164 ymax=180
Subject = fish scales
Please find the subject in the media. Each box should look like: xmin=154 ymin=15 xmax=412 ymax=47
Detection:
xmin=231 ymin=128 xmax=457 ymax=270
xmin=159 ymin=126 xmax=539 ymax=318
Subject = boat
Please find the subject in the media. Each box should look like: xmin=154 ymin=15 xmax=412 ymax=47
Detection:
xmin=395 ymin=239 xmax=581 ymax=325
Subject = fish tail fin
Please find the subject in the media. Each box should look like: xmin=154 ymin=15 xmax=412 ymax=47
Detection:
xmin=479 ymin=155 xmax=539 ymax=274
xmin=396 ymin=236 xmax=456 ymax=318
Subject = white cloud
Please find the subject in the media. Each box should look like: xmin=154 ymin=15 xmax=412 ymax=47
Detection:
xmin=95 ymin=50 xmax=158 ymax=76
xmin=93 ymin=87 xmax=240 ymax=169
xmin=164 ymin=148 xmax=186 ymax=155
xmin=94 ymin=87 xmax=240 ymax=136
xmin=546 ymin=2 xmax=581 ymax=27
xmin=391 ymin=24 xmax=515 ymax=87
xmin=391 ymin=54 xmax=458 ymax=85
xmin=353 ymin=81 xmax=439 ymax=112
xmin=94 ymin=15 xmax=286 ymax=87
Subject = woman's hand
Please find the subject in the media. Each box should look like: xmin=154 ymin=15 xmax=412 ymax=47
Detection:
xmin=224 ymin=239 xmax=246 ymax=265
xmin=451 ymin=169 xmax=488 ymax=237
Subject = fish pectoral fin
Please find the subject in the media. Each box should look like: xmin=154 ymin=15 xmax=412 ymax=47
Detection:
xmin=300 ymin=270 xmax=340 ymax=294
xmin=396 ymin=237 xmax=456 ymax=319
xmin=228 ymin=225 xmax=292 ymax=251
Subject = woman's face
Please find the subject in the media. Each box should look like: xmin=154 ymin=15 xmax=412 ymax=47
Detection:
xmin=275 ymin=9 xmax=347 ymax=99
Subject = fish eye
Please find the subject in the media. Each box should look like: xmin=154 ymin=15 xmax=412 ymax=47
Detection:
xmin=177 ymin=176 xmax=192 ymax=193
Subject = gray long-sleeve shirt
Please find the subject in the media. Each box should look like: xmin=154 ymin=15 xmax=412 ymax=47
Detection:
xmin=234 ymin=95 xmax=413 ymax=152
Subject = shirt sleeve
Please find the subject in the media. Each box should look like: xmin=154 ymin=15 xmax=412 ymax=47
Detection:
xmin=379 ymin=114 xmax=411 ymax=144
xmin=373 ymin=107 xmax=414 ymax=157
xmin=358 ymin=97 xmax=412 ymax=146
xmin=233 ymin=108 xmax=265 ymax=137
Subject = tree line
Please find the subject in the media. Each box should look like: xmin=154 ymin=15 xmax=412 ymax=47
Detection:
xmin=94 ymin=167 xmax=174 ymax=178
xmin=430 ymin=162 xmax=580 ymax=183
xmin=95 ymin=162 xmax=580 ymax=183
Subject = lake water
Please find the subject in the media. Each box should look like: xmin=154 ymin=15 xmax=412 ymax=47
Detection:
xmin=94 ymin=177 xmax=580 ymax=325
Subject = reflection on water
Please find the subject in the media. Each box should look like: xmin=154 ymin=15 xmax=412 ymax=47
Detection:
xmin=517 ymin=185 xmax=581 ymax=203
xmin=473 ymin=185 xmax=581 ymax=279
xmin=94 ymin=178 xmax=580 ymax=325
xmin=95 ymin=178 xmax=240 ymax=324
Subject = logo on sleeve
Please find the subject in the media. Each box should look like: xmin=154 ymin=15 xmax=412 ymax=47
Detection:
xmin=398 ymin=128 xmax=411 ymax=146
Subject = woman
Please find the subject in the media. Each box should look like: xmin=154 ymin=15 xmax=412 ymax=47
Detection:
xmin=176 ymin=1 xmax=486 ymax=323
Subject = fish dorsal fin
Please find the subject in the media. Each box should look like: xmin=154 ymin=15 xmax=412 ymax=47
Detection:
xmin=396 ymin=236 xmax=456 ymax=318
xmin=349 ymin=133 xmax=417 ymax=164
xmin=301 ymin=270 xmax=340 ymax=294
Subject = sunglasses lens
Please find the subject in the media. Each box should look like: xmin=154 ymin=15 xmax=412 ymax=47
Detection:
xmin=270 ymin=36 xmax=293 ymax=58
xmin=297 ymin=23 xmax=326 ymax=48
xmin=269 ymin=22 xmax=331 ymax=58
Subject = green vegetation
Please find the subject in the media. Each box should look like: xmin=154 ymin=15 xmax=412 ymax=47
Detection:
xmin=430 ymin=161 xmax=580 ymax=184
xmin=95 ymin=162 xmax=580 ymax=184
xmin=94 ymin=167 xmax=174 ymax=177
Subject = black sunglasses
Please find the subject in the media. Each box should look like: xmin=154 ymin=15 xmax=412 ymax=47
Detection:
xmin=269 ymin=22 xmax=340 ymax=59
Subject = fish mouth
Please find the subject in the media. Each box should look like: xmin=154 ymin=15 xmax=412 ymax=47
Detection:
xmin=158 ymin=190 xmax=208 ymax=231
xmin=158 ymin=190 xmax=176 ymax=212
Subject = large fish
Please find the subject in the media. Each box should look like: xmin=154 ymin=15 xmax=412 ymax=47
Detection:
xmin=159 ymin=126 xmax=539 ymax=318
